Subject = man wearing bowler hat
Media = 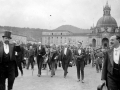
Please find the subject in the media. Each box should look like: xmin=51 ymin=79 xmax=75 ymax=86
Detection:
xmin=0 ymin=31 xmax=18 ymax=90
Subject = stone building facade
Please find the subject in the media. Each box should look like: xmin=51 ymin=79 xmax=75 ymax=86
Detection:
xmin=41 ymin=2 xmax=120 ymax=49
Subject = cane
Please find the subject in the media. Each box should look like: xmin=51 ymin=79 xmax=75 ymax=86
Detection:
xmin=46 ymin=62 xmax=48 ymax=76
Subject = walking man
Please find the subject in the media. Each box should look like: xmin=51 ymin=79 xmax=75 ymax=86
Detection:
xmin=27 ymin=45 xmax=35 ymax=70
xmin=14 ymin=40 xmax=24 ymax=76
xmin=49 ymin=44 xmax=59 ymax=77
xmin=0 ymin=31 xmax=18 ymax=90
xmin=74 ymin=42 xmax=86 ymax=83
xmin=35 ymin=42 xmax=46 ymax=77
xmin=61 ymin=43 xmax=72 ymax=78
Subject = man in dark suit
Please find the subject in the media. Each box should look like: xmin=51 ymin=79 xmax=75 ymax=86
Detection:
xmin=49 ymin=44 xmax=59 ymax=77
xmin=61 ymin=43 xmax=72 ymax=78
xmin=101 ymin=35 xmax=120 ymax=90
xmin=35 ymin=42 xmax=46 ymax=77
xmin=74 ymin=42 xmax=85 ymax=83
xmin=14 ymin=40 xmax=24 ymax=76
xmin=0 ymin=31 xmax=18 ymax=90
xmin=27 ymin=45 xmax=35 ymax=70
xmin=95 ymin=49 xmax=103 ymax=73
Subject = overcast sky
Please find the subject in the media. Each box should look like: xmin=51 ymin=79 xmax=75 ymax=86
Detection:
xmin=0 ymin=0 xmax=120 ymax=29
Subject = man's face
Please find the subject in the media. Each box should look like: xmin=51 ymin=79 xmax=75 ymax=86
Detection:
xmin=16 ymin=40 xmax=20 ymax=45
xmin=30 ymin=46 xmax=32 ymax=49
xmin=3 ymin=37 xmax=10 ymax=44
xmin=109 ymin=35 xmax=119 ymax=48
xmin=38 ymin=42 xmax=41 ymax=46
xmin=64 ymin=44 xmax=68 ymax=48
xmin=78 ymin=43 xmax=82 ymax=48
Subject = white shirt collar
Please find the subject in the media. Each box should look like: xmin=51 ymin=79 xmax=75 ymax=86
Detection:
xmin=3 ymin=43 xmax=7 ymax=46
xmin=113 ymin=45 xmax=120 ymax=64
xmin=114 ymin=45 xmax=120 ymax=51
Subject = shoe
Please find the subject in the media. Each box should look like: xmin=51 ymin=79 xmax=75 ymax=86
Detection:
xmin=37 ymin=74 xmax=41 ymax=77
xmin=51 ymin=75 xmax=53 ymax=77
xmin=64 ymin=76 xmax=66 ymax=78
xmin=82 ymin=80 xmax=84 ymax=83
xmin=21 ymin=73 xmax=23 ymax=76
xmin=77 ymin=79 xmax=80 ymax=82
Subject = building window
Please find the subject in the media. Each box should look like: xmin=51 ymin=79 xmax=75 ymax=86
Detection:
xmin=61 ymin=33 xmax=62 ymax=35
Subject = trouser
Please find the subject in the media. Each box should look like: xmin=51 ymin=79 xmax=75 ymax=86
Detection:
xmin=48 ymin=62 xmax=51 ymax=70
xmin=42 ymin=64 xmax=46 ymax=69
xmin=27 ymin=56 xmax=34 ymax=69
xmin=55 ymin=62 xmax=57 ymax=70
xmin=51 ymin=62 xmax=55 ymax=76
xmin=96 ymin=58 xmax=102 ymax=72
xmin=22 ymin=59 xmax=26 ymax=68
xmin=76 ymin=61 xmax=84 ymax=80
xmin=0 ymin=62 xmax=16 ymax=90
xmin=107 ymin=71 xmax=120 ymax=90
xmin=37 ymin=56 xmax=43 ymax=75
xmin=62 ymin=62 xmax=68 ymax=77
xmin=17 ymin=62 xmax=23 ymax=75
xmin=92 ymin=59 xmax=95 ymax=67
xmin=96 ymin=63 xmax=102 ymax=72
xmin=89 ymin=57 xmax=91 ymax=64
xmin=84 ymin=58 xmax=87 ymax=65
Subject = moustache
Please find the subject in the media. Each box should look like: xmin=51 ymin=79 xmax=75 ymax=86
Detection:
xmin=5 ymin=40 xmax=9 ymax=44
xmin=110 ymin=42 xmax=114 ymax=45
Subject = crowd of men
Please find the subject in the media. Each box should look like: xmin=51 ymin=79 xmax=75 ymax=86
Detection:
xmin=0 ymin=31 xmax=120 ymax=90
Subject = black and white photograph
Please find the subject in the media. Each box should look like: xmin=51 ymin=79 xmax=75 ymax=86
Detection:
xmin=0 ymin=0 xmax=120 ymax=90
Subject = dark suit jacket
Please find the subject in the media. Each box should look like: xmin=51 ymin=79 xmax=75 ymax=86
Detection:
xmin=61 ymin=48 xmax=72 ymax=64
xmin=101 ymin=48 xmax=120 ymax=81
xmin=0 ymin=43 xmax=18 ymax=77
xmin=35 ymin=45 xmax=46 ymax=57
xmin=14 ymin=45 xmax=24 ymax=63
xmin=74 ymin=48 xmax=85 ymax=62
xmin=50 ymin=50 xmax=59 ymax=63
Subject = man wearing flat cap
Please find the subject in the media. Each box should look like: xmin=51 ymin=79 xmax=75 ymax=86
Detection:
xmin=0 ymin=31 xmax=18 ymax=90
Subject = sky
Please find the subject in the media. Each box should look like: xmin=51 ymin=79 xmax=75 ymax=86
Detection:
xmin=0 ymin=0 xmax=120 ymax=30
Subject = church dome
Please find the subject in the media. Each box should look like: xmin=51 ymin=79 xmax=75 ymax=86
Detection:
xmin=96 ymin=16 xmax=118 ymax=28
xmin=96 ymin=2 xmax=118 ymax=28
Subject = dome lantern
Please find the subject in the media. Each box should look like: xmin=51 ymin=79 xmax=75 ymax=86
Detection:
xmin=103 ymin=1 xmax=111 ymax=16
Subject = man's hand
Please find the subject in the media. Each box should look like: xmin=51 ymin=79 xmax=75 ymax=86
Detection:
xmin=101 ymin=80 xmax=106 ymax=85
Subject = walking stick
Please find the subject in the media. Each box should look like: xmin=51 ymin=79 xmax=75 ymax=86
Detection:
xmin=46 ymin=62 xmax=48 ymax=76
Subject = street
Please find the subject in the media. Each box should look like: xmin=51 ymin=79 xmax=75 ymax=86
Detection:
xmin=13 ymin=64 xmax=101 ymax=90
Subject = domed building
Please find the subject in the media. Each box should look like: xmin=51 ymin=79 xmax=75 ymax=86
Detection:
xmin=89 ymin=2 xmax=120 ymax=49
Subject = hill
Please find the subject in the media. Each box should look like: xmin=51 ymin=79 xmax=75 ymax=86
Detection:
xmin=0 ymin=26 xmax=44 ymax=41
xmin=54 ymin=25 xmax=91 ymax=33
